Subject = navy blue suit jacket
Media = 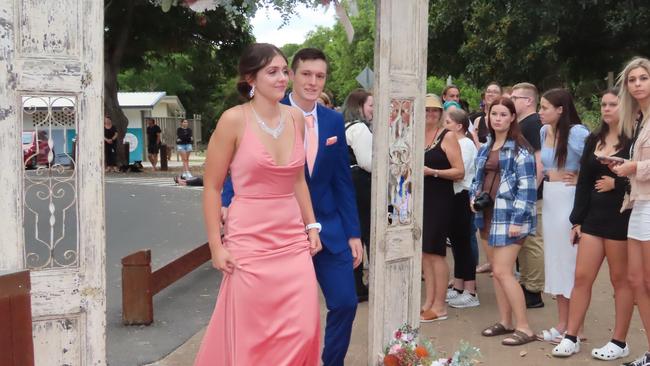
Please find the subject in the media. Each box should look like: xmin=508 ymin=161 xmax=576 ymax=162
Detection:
xmin=222 ymin=97 xmax=361 ymax=253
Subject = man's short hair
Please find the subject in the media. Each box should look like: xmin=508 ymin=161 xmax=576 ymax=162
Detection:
xmin=512 ymin=82 xmax=539 ymax=104
xmin=291 ymin=48 xmax=329 ymax=72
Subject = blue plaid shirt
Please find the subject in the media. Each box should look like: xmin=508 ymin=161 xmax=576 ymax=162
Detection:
xmin=470 ymin=139 xmax=537 ymax=246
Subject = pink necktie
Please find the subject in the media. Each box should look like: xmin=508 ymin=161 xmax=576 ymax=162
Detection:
xmin=305 ymin=114 xmax=317 ymax=174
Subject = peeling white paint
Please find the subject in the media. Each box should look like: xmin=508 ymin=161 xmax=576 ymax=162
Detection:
xmin=368 ymin=0 xmax=429 ymax=364
xmin=0 ymin=1 xmax=105 ymax=364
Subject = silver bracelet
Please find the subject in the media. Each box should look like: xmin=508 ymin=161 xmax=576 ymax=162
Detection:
xmin=305 ymin=222 xmax=322 ymax=233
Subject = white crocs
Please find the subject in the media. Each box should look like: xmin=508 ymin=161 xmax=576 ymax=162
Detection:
xmin=552 ymin=338 xmax=580 ymax=357
xmin=591 ymin=341 xmax=630 ymax=361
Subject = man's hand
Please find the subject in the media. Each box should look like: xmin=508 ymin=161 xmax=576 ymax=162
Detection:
xmin=349 ymin=238 xmax=363 ymax=268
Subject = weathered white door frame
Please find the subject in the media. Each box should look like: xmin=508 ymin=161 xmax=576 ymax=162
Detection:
xmin=369 ymin=0 xmax=429 ymax=363
xmin=0 ymin=1 xmax=106 ymax=365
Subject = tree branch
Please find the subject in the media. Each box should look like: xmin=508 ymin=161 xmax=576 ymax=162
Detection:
xmin=111 ymin=1 xmax=136 ymax=68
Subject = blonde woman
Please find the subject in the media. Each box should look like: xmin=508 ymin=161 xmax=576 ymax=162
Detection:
xmin=612 ymin=57 xmax=650 ymax=366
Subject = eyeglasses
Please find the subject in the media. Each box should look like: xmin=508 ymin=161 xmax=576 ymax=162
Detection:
xmin=485 ymin=89 xmax=501 ymax=95
xmin=510 ymin=95 xmax=530 ymax=101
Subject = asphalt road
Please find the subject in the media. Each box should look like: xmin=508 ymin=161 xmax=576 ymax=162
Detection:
xmin=105 ymin=179 xmax=222 ymax=366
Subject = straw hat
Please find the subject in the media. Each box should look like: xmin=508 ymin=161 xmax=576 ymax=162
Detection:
xmin=425 ymin=94 xmax=442 ymax=109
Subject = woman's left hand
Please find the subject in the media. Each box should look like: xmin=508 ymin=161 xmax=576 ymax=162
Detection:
xmin=308 ymin=229 xmax=322 ymax=256
xmin=595 ymin=176 xmax=615 ymax=192
xmin=612 ymin=160 xmax=637 ymax=177
xmin=423 ymin=166 xmax=434 ymax=176
xmin=508 ymin=224 xmax=522 ymax=238
xmin=562 ymin=172 xmax=578 ymax=186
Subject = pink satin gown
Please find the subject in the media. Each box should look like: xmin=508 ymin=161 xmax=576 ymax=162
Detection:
xmin=194 ymin=110 xmax=320 ymax=366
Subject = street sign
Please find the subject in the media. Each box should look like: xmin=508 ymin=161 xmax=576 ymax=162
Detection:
xmin=356 ymin=66 xmax=374 ymax=90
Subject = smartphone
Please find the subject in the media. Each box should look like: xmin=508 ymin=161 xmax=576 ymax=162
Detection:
xmin=596 ymin=155 xmax=625 ymax=164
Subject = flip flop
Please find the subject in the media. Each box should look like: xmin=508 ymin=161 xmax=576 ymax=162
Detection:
xmin=476 ymin=263 xmax=492 ymax=273
xmin=420 ymin=309 xmax=448 ymax=323
xmin=481 ymin=322 xmax=514 ymax=337
xmin=502 ymin=330 xmax=536 ymax=346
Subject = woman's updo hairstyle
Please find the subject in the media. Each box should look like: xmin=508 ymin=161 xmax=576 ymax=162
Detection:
xmin=236 ymin=43 xmax=287 ymax=100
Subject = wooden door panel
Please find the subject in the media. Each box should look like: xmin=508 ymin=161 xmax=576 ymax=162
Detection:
xmin=0 ymin=1 xmax=105 ymax=364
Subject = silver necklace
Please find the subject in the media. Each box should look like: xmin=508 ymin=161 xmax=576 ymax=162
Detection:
xmin=250 ymin=102 xmax=285 ymax=139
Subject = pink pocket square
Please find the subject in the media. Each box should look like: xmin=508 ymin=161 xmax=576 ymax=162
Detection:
xmin=326 ymin=136 xmax=338 ymax=146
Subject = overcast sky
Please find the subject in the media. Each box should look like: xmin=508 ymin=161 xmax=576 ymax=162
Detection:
xmin=251 ymin=4 xmax=337 ymax=46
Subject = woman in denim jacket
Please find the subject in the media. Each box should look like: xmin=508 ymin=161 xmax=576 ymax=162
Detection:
xmin=470 ymin=97 xmax=537 ymax=346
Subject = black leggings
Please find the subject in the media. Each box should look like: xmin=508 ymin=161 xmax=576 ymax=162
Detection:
xmin=449 ymin=190 xmax=476 ymax=281
xmin=104 ymin=143 xmax=117 ymax=167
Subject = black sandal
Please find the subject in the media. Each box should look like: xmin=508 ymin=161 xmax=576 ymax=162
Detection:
xmin=481 ymin=322 xmax=514 ymax=337
xmin=502 ymin=330 xmax=536 ymax=346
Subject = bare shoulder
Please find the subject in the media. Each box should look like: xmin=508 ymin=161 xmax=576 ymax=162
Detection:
xmin=284 ymin=105 xmax=305 ymax=123
xmin=212 ymin=105 xmax=245 ymax=137
xmin=444 ymin=130 xmax=460 ymax=144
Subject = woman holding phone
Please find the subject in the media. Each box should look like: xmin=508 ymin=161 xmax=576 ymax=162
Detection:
xmin=612 ymin=57 xmax=650 ymax=366
xmin=552 ymin=88 xmax=634 ymax=360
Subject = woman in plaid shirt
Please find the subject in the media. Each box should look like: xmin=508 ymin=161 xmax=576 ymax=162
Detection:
xmin=471 ymin=97 xmax=538 ymax=346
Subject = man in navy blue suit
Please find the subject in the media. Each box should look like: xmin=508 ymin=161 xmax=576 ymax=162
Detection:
xmin=222 ymin=48 xmax=363 ymax=366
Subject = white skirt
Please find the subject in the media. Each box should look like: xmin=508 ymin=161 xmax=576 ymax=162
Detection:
xmin=629 ymin=200 xmax=650 ymax=241
xmin=542 ymin=182 xmax=577 ymax=298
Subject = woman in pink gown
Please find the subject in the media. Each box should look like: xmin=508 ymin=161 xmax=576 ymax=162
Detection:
xmin=195 ymin=43 xmax=322 ymax=365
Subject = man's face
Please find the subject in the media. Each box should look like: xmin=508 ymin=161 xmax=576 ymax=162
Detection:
xmin=290 ymin=59 xmax=328 ymax=103
xmin=510 ymin=90 xmax=532 ymax=115
xmin=444 ymin=87 xmax=460 ymax=102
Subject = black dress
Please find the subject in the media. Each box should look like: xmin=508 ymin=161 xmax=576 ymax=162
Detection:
xmin=422 ymin=129 xmax=454 ymax=255
xmin=570 ymin=136 xmax=631 ymax=240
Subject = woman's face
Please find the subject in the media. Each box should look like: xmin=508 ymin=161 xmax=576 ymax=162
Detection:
xmin=538 ymin=97 xmax=563 ymax=126
xmin=362 ymin=95 xmax=374 ymax=121
xmin=600 ymin=93 xmax=620 ymax=126
xmin=443 ymin=113 xmax=462 ymax=133
xmin=251 ymin=55 xmax=289 ymax=102
xmin=484 ymin=84 xmax=502 ymax=105
xmin=425 ymin=107 xmax=442 ymax=126
xmin=627 ymin=66 xmax=650 ymax=103
xmin=181 ymin=120 xmax=189 ymax=128
xmin=489 ymin=104 xmax=515 ymax=134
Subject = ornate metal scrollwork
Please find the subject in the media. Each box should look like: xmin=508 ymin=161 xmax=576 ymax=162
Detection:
xmin=388 ymin=98 xmax=414 ymax=226
xmin=22 ymin=96 xmax=78 ymax=270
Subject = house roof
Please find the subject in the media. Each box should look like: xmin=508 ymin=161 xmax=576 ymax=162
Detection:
xmin=21 ymin=92 xmax=183 ymax=111
xmin=117 ymin=92 xmax=167 ymax=108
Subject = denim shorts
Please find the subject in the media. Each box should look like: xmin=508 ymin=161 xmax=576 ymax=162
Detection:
xmin=177 ymin=144 xmax=193 ymax=152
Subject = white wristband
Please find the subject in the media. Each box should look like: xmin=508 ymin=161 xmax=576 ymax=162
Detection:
xmin=305 ymin=223 xmax=322 ymax=233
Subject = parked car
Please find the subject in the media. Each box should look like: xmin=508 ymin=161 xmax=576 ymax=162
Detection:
xmin=22 ymin=131 xmax=51 ymax=169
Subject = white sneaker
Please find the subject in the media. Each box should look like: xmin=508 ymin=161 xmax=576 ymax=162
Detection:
xmin=622 ymin=352 xmax=650 ymax=366
xmin=445 ymin=288 xmax=461 ymax=302
xmin=591 ymin=341 xmax=630 ymax=361
xmin=448 ymin=291 xmax=480 ymax=308
xmin=552 ymin=338 xmax=580 ymax=357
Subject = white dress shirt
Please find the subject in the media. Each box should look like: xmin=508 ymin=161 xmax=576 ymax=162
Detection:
xmin=454 ymin=136 xmax=478 ymax=194
xmin=344 ymin=121 xmax=373 ymax=172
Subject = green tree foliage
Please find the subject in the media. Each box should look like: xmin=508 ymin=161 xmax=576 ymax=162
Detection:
xmin=299 ymin=0 xmax=375 ymax=105
xmin=428 ymin=0 xmax=650 ymax=91
xmin=105 ymin=0 xmax=319 ymax=154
